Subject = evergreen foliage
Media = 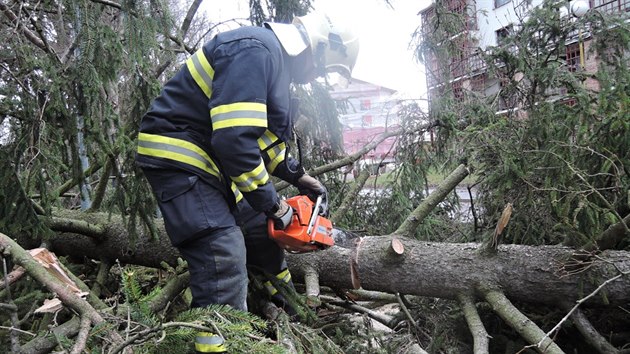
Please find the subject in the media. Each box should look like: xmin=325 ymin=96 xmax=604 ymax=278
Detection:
xmin=417 ymin=0 xmax=630 ymax=246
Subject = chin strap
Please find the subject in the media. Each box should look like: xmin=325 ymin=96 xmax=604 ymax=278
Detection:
xmin=285 ymin=97 xmax=304 ymax=175
xmin=314 ymin=42 xmax=327 ymax=77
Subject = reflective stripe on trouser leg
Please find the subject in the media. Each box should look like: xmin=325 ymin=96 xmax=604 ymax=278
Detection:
xmin=263 ymin=268 xmax=292 ymax=296
xmin=195 ymin=332 xmax=226 ymax=353
xmin=178 ymin=226 xmax=248 ymax=310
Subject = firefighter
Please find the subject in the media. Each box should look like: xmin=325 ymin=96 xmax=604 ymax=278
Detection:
xmin=136 ymin=12 xmax=359 ymax=353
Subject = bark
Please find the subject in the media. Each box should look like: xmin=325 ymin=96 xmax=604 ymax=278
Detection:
xmin=584 ymin=213 xmax=630 ymax=252
xmin=286 ymin=237 xmax=630 ymax=306
xmin=457 ymin=293 xmax=489 ymax=354
xmin=14 ymin=211 xmax=630 ymax=306
xmin=481 ymin=286 xmax=564 ymax=354
xmin=26 ymin=209 xmax=180 ymax=269
xmin=568 ymin=308 xmax=619 ymax=354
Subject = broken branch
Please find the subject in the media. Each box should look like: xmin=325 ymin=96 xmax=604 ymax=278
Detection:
xmin=457 ymin=293 xmax=489 ymax=354
xmin=392 ymin=164 xmax=470 ymax=237
xmin=480 ymin=285 xmax=564 ymax=354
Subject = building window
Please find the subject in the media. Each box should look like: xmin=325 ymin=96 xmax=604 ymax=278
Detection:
xmin=496 ymin=25 xmax=513 ymax=46
xmin=446 ymin=0 xmax=467 ymax=15
xmin=566 ymin=43 xmax=582 ymax=72
xmin=470 ymin=73 xmax=486 ymax=92
xmin=561 ymin=97 xmax=577 ymax=107
xmin=360 ymin=99 xmax=371 ymax=111
xmin=498 ymin=78 xmax=518 ymax=110
xmin=452 ymin=81 xmax=465 ymax=103
xmin=495 ymin=0 xmax=511 ymax=8
xmin=361 ymin=115 xmax=373 ymax=127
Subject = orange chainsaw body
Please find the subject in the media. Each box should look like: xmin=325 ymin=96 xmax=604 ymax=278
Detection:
xmin=268 ymin=195 xmax=335 ymax=253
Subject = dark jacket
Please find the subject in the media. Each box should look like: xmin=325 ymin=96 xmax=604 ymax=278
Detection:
xmin=137 ymin=25 xmax=303 ymax=212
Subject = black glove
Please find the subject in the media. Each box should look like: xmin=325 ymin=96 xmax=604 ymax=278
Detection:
xmin=266 ymin=199 xmax=293 ymax=230
xmin=296 ymin=175 xmax=328 ymax=216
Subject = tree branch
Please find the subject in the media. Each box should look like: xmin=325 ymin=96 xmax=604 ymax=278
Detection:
xmin=322 ymin=295 xmax=397 ymax=328
xmin=49 ymin=216 xmax=107 ymax=240
xmin=276 ymin=127 xmax=402 ymax=190
xmin=568 ymin=308 xmax=619 ymax=354
xmin=19 ymin=316 xmax=81 ymax=354
xmin=392 ymin=164 xmax=470 ymax=237
xmin=0 ymin=266 xmax=25 ymax=291
xmin=180 ymin=0 xmax=202 ymax=37
xmin=0 ymin=1 xmax=47 ymax=51
xmin=2 ymin=256 xmax=22 ymax=352
xmin=457 ymin=293 xmax=489 ymax=354
xmin=69 ymin=315 xmax=91 ymax=354
xmin=87 ymin=158 xmax=113 ymax=212
xmin=0 ymin=233 xmax=122 ymax=345
xmin=540 ymin=271 xmax=627 ymax=350
xmin=584 ymin=213 xmax=630 ymax=252
xmin=330 ymin=168 xmax=370 ymax=225
xmin=480 ymin=285 xmax=564 ymax=354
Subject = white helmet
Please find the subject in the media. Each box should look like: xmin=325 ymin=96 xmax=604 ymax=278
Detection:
xmin=266 ymin=12 xmax=359 ymax=80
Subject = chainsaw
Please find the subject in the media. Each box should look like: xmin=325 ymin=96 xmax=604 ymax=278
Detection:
xmin=268 ymin=195 xmax=335 ymax=253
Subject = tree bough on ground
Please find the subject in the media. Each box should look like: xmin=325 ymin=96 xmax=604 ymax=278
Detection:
xmin=2 ymin=165 xmax=629 ymax=353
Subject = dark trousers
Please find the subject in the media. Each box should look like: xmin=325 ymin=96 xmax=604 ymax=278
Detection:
xmin=143 ymin=168 xmax=289 ymax=310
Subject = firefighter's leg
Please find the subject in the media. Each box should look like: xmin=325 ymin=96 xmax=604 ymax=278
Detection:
xmin=178 ymin=226 xmax=248 ymax=310
xmin=178 ymin=227 xmax=246 ymax=353
xmin=142 ymin=168 xmax=246 ymax=353
xmin=237 ymin=201 xmax=296 ymax=314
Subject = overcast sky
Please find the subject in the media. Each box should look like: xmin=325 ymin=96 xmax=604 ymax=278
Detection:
xmin=203 ymin=0 xmax=430 ymax=98
xmin=312 ymin=0 xmax=430 ymax=98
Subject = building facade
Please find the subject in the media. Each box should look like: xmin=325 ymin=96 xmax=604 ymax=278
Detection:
xmin=419 ymin=0 xmax=629 ymax=111
xmin=328 ymin=78 xmax=400 ymax=172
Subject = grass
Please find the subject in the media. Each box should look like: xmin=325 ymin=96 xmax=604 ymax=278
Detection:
xmin=364 ymin=166 xmax=477 ymax=188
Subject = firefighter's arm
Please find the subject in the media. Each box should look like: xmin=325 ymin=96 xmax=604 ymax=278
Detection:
xmin=209 ymin=42 xmax=279 ymax=212
xmin=261 ymin=144 xmax=327 ymax=206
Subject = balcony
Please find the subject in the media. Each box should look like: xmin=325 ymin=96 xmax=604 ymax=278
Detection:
xmin=590 ymin=0 xmax=630 ymax=14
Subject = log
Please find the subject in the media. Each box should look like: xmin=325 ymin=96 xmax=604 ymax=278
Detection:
xmin=286 ymin=237 xmax=630 ymax=306
xmin=17 ymin=210 xmax=630 ymax=306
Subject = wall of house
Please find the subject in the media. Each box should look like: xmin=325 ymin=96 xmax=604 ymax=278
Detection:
xmin=328 ymin=79 xmax=401 ymax=169
xmin=473 ymin=0 xmax=544 ymax=49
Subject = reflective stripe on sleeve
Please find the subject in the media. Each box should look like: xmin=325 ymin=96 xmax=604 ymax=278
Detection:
xmin=257 ymin=130 xmax=279 ymax=150
xmin=137 ymin=133 xmax=221 ymax=179
xmin=230 ymin=160 xmax=269 ymax=192
xmin=230 ymin=182 xmax=243 ymax=203
xmin=186 ymin=49 xmax=214 ymax=98
xmin=211 ymin=102 xmax=267 ymax=130
xmin=263 ymin=142 xmax=286 ymax=173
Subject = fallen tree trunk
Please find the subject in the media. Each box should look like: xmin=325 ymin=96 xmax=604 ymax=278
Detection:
xmin=16 ymin=209 xmax=630 ymax=306
xmin=286 ymin=237 xmax=630 ymax=306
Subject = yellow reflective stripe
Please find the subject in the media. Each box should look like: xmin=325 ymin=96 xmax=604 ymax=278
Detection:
xmin=230 ymin=183 xmax=243 ymax=203
xmin=257 ymin=130 xmax=279 ymax=150
xmin=263 ymin=280 xmax=278 ymax=295
xmin=276 ymin=269 xmax=291 ymax=283
xmin=186 ymin=49 xmax=214 ymax=97
xmin=230 ymin=160 xmax=269 ymax=192
xmin=195 ymin=332 xmax=226 ymax=353
xmin=265 ymin=143 xmax=286 ymax=173
xmin=264 ymin=269 xmax=291 ymax=296
xmin=137 ymin=133 xmax=220 ymax=179
xmin=211 ymin=102 xmax=267 ymax=130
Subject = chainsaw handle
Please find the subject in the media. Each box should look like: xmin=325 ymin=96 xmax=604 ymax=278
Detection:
xmin=306 ymin=195 xmax=323 ymax=236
